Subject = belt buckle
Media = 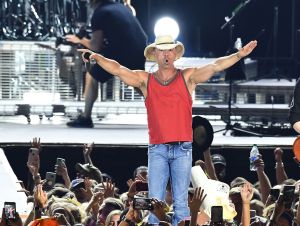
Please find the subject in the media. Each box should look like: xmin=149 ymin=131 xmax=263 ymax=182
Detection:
xmin=166 ymin=141 xmax=181 ymax=145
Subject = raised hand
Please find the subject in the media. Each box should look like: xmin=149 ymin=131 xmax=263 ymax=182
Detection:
xmin=78 ymin=49 xmax=96 ymax=63
xmin=30 ymin=137 xmax=41 ymax=151
xmin=55 ymin=164 xmax=67 ymax=177
xmin=65 ymin=34 xmax=81 ymax=44
xmin=151 ymin=199 xmax=167 ymax=221
xmin=127 ymin=178 xmax=134 ymax=188
xmin=274 ymin=147 xmax=283 ymax=163
xmin=83 ymin=143 xmax=94 ymax=156
xmin=124 ymin=203 xmax=143 ymax=224
xmin=240 ymin=182 xmax=253 ymax=204
xmin=101 ymin=178 xmax=116 ymax=198
xmin=254 ymin=154 xmax=265 ymax=172
xmin=135 ymin=173 xmax=147 ymax=182
xmin=238 ymin=40 xmax=258 ymax=58
xmin=55 ymin=163 xmax=71 ymax=188
xmin=34 ymin=184 xmax=48 ymax=208
xmin=189 ymin=187 xmax=207 ymax=214
xmin=127 ymin=179 xmax=145 ymax=197
xmin=0 ymin=208 xmax=22 ymax=226
xmin=27 ymin=162 xmax=39 ymax=177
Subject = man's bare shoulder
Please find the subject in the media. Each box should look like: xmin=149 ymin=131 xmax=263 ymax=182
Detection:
xmin=134 ymin=70 xmax=150 ymax=79
xmin=182 ymin=67 xmax=196 ymax=81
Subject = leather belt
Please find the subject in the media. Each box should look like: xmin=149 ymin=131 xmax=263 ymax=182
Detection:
xmin=165 ymin=141 xmax=185 ymax=145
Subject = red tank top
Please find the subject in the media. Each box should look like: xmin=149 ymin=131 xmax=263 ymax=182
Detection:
xmin=145 ymin=69 xmax=193 ymax=144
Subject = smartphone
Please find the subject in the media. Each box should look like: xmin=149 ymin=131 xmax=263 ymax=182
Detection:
xmin=28 ymin=148 xmax=39 ymax=165
xmin=136 ymin=181 xmax=148 ymax=192
xmin=211 ymin=206 xmax=223 ymax=224
xmin=45 ymin=172 xmax=56 ymax=188
xmin=250 ymin=209 xmax=256 ymax=219
xmin=282 ymin=185 xmax=295 ymax=209
xmin=184 ymin=220 xmax=190 ymax=226
xmin=4 ymin=202 xmax=16 ymax=220
xmin=56 ymin=158 xmax=66 ymax=167
xmin=133 ymin=197 xmax=153 ymax=210
xmin=269 ymin=188 xmax=280 ymax=200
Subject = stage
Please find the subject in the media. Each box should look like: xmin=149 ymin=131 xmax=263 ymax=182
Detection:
xmin=0 ymin=113 xmax=297 ymax=147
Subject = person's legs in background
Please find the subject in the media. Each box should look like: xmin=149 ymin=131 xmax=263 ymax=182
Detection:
xmin=67 ymin=64 xmax=112 ymax=128
xmin=66 ymin=72 xmax=97 ymax=128
xmin=83 ymin=72 xmax=98 ymax=119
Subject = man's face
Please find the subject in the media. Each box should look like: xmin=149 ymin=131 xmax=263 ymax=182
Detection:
xmin=107 ymin=214 xmax=120 ymax=226
xmin=154 ymin=48 xmax=177 ymax=68
xmin=214 ymin=164 xmax=226 ymax=180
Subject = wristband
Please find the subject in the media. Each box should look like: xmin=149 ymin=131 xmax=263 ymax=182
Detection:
xmin=236 ymin=52 xmax=242 ymax=60
xmin=275 ymin=162 xmax=284 ymax=169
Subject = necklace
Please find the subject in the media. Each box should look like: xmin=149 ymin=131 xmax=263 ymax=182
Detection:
xmin=155 ymin=70 xmax=177 ymax=85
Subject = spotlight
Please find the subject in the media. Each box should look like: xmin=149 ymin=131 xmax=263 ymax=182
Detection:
xmin=154 ymin=17 xmax=180 ymax=39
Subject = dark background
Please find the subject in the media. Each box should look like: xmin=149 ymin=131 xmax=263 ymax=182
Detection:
xmin=133 ymin=0 xmax=299 ymax=57
xmin=132 ymin=0 xmax=300 ymax=78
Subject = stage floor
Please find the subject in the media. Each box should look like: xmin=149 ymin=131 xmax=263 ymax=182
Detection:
xmin=0 ymin=114 xmax=297 ymax=148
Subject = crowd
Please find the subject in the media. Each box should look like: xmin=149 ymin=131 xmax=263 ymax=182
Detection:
xmin=0 ymin=0 xmax=299 ymax=225
xmin=0 ymin=138 xmax=299 ymax=226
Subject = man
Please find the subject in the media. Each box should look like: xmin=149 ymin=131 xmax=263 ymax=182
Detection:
xmin=211 ymin=153 xmax=227 ymax=181
xmin=78 ymin=34 xmax=257 ymax=225
xmin=66 ymin=0 xmax=147 ymax=128
xmin=289 ymin=78 xmax=300 ymax=133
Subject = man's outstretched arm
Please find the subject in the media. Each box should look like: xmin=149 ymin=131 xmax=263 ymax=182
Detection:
xmin=187 ymin=40 xmax=257 ymax=85
xmin=78 ymin=49 xmax=148 ymax=91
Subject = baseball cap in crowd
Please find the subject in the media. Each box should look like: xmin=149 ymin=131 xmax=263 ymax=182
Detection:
xmin=75 ymin=163 xmax=103 ymax=183
xmin=230 ymin=177 xmax=249 ymax=188
xmin=70 ymin=178 xmax=85 ymax=190
xmin=211 ymin=154 xmax=226 ymax=166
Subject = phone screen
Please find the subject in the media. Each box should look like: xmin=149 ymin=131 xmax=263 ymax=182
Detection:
xmin=45 ymin=172 xmax=56 ymax=188
xmin=269 ymin=188 xmax=280 ymax=200
xmin=56 ymin=158 xmax=66 ymax=167
xmin=28 ymin=148 xmax=39 ymax=165
xmin=184 ymin=220 xmax=190 ymax=226
xmin=135 ymin=182 xmax=148 ymax=191
xmin=282 ymin=185 xmax=295 ymax=209
xmin=133 ymin=197 xmax=153 ymax=210
xmin=4 ymin=202 xmax=16 ymax=220
xmin=211 ymin=206 xmax=223 ymax=224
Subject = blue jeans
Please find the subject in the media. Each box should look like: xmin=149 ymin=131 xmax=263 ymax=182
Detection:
xmin=147 ymin=142 xmax=192 ymax=226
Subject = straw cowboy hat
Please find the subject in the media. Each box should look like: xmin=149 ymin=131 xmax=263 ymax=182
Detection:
xmin=144 ymin=35 xmax=185 ymax=61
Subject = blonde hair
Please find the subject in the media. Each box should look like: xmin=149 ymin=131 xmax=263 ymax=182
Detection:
xmin=104 ymin=209 xmax=122 ymax=226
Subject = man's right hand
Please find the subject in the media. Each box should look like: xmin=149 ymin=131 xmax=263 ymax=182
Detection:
xmin=65 ymin=35 xmax=81 ymax=44
xmin=274 ymin=147 xmax=283 ymax=163
xmin=83 ymin=143 xmax=94 ymax=156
